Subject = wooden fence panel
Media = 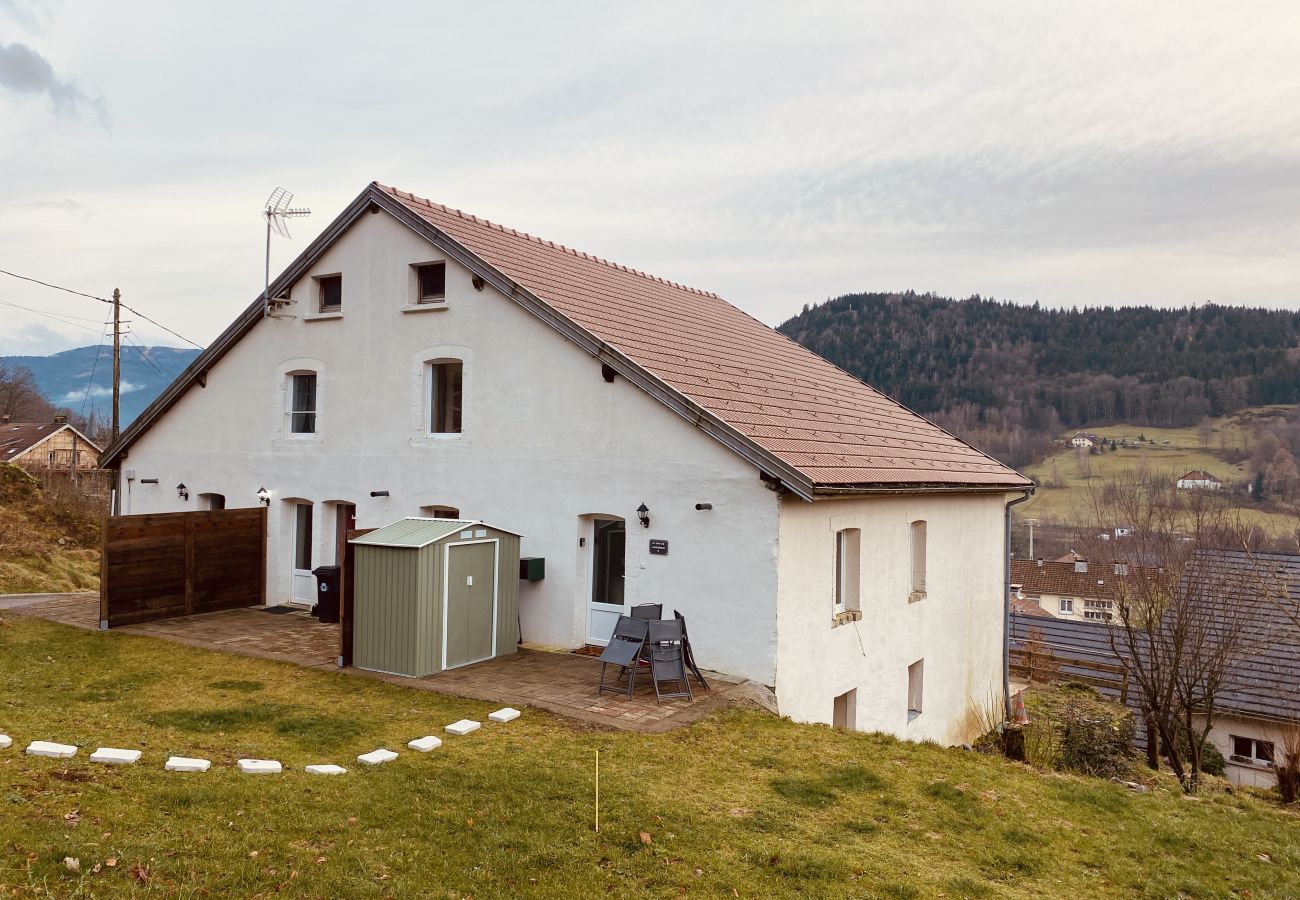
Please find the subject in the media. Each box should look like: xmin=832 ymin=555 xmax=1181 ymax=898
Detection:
xmin=101 ymin=507 xmax=266 ymax=627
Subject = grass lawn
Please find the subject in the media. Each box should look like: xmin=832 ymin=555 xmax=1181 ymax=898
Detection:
xmin=2 ymin=617 xmax=1298 ymax=898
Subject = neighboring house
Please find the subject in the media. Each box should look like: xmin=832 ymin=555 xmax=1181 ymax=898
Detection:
xmin=1010 ymin=557 xmax=1166 ymax=621
xmin=0 ymin=415 xmax=101 ymax=472
xmin=1176 ymin=470 xmax=1222 ymax=491
xmin=1011 ymin=550 xmax=1300 ymax=788
xmin=99 ymin=182 xmax=1032 ymax=744
xmin=1070 ymin=432 xmax=1103 ymax=449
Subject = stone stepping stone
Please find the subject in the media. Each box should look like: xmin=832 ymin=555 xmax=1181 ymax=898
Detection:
xmin=90 ymin=747 xmax=141 ymax=765
xmin=237 ymin=758 xmax=282 ymax=774
xmin=445 ymin=719 xmax=481 ymax=736
xmin=0 ymin=735 xmax=11 ymax=749
xmin=357 ymin=748 xmax=398 ymax=766
xmin=305 ymin=764 xmax=347 ymax=776
xmin=488 ymin=707 xmax=521 ymax=723
xmin=407 ymin=736 xmax=442 ymax=752
xmin=165 ymin=756 xmax=211 ymax=772
xmin=26 ymin=741 xmax=77 ymax=758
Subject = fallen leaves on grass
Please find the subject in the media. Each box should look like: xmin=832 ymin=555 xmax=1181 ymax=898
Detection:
xmin=62 ymin=857 xmax=79 ymax=873
xmin=640 ymin=832 xmax=652 ymax=846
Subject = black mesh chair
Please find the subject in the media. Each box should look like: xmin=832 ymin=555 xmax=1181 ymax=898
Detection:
xmin=597 ymin=616 xmax=649 ymax=698
xmin=647 ymin=619 xmax=693 ymax=702
xmin=674 ymin=610 xmax=709 ymax=689
xmin=630 ymin=603 xmax=663 ymax=620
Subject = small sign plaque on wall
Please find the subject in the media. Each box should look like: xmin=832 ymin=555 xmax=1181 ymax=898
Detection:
xmin=649 ymin=539 xmax=669 ymax=556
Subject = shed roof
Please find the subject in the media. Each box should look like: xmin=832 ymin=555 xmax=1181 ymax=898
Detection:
xmin=349 ymin=518 xmax=520 ymax=549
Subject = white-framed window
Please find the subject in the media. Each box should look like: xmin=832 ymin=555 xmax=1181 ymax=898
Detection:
xmin=910 ymin=520 xmax=927 ymax=600
xmin=414 ymin=261 xmax=447 ymax=303
xmin=907 ymin=659 xmax=924 ymax=720
xmin=316 ymin=274 xmax=342 ymax=312
xmin=833 ymin=528 xmax=861 ymax=614
xmin=1059 ymin=597 xmax=1075 ymax=614
xmin=1083 ymin=598 xmax=1113 ymax=621
xmin=287 ymin=371 xmax=318 ymax=435
xmin=426 ymin=360 xmax=463 ymax=434
xmin=1231 ymin=735 xmax=1275 ymax=767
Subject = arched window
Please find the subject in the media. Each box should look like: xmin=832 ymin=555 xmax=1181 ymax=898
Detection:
xmin=425 ymin=359 xmax=462 ymax=434
xmin=286 ymin=370 xmax=318 ymax=435
xmin=910 ymin=520 xmax=927 ymax=600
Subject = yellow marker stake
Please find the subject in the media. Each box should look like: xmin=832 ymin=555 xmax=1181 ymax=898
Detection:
xmin=594 ymin=749 xmax=600 ymax=833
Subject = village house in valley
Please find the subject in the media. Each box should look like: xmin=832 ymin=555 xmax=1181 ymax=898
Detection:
xmin=100 ymin=182 xmax=1031 ymax=743
xmin=1070 ymin=432 xmax=1103 ymax=449
xmin=1 ymin=414 xmax=101 ymax=472
xmin=1176 ymin=469 xmax=1222 ymax=491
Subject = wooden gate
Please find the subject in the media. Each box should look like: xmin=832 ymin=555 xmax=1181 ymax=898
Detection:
xmin=99 ymin=507 xmax=267 ymax=628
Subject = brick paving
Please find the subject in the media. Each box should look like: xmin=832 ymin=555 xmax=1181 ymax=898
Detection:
xmin=7 ymin=593 xmax=752 ymax=732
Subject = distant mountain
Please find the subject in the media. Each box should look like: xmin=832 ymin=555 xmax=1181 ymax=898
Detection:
xmin=1 ymin=345 xmax=201 ymax=427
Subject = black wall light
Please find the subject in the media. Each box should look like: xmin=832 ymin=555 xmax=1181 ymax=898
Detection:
xmin=370 ymin=490 xmax=390 ymax=498
xmin=176 ymin=483 xmax=189 ymax=501
xmin=636 ymin=503 xmax=650 ymax=528
xmin=256 ymin=486 xmax=270 ymax=506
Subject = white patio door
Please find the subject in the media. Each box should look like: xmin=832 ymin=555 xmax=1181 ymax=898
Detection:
xmin=291 ymin=502 xmax=315 ymax=605
xmin=586 ymin=517 xmax=626 ymax=644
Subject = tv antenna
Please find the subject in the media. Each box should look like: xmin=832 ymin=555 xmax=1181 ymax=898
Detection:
xmin=262 ymin=187 xmax=311 ymax=317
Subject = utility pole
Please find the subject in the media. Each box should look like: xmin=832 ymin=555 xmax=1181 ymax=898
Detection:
xmin=1023 ymin=518 xmax=1038 ymax=558
xmin=112 ymin=287 xmax=121 ymax=442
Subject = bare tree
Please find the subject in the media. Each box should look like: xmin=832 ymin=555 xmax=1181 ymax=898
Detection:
xmin=0 ymin=362 xmax=54 ymax=421
xmin=1078 ymin=470 xmax=1263 ymax=793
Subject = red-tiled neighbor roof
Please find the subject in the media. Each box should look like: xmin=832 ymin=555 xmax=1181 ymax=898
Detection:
xmin=379 ymin=185 xmax=1028 ymax=491
xmin=1011 ymin=559 xmax=1168 ymax=601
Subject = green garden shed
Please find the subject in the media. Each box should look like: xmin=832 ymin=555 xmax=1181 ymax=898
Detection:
xmin=349 ymin=518 xmax=522 ymax=677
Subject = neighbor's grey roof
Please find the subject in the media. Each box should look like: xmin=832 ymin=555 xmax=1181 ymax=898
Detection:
xmin=349 ymin=518 xmax=520 ymax=549
xmin=1011 ymin=549 xmax=1300 ymax=724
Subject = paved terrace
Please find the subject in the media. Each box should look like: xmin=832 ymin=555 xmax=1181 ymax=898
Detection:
xmin=1 ymin=593 xmax=762 ymax=733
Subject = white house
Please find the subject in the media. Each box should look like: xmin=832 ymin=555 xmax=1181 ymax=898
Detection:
xmin=1176 ymin=470 xmax=1222 ymax=491
xmin=1070 ymin=432 xmax=1103 ymax=449
xmin=101 ymin=182 xmax=1031 ymax=745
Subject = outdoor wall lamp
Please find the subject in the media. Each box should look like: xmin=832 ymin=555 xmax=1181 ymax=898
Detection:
xmin=637 ymin=503 xmax=650 ymax=528
xmin=176 ymin=483 xmax=189 ymax=501
xmin=256 ymin=486 xmax=270 ymax=506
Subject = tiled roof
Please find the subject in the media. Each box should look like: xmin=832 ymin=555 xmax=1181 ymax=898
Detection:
xmin=379 ymin=184 xmax=1029 ymax=490
xmin=1179 ymin=470 xmax=1219 ymax=482
xmin=1010 ymin=559 xmax=1167 ymax=600
xmin=0 ymin=423 xmax=62 ymax=462
xmin=1011 ymin=595 xmax=1055 ymax=618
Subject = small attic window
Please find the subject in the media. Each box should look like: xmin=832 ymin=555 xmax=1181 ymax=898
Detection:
xmin=318 ymin=274 xmax=342 ymax=311
xmin=416 ymin=262 xmax=446 ymax=303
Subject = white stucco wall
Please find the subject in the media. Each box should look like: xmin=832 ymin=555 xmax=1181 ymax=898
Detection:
xmin=1205 ymin=714 xmax=1290 ymax=789
xmin=116 ymin=209 xmax=782 ymax=683
xmin=774 ymin=492 xmax=1011 ymax=744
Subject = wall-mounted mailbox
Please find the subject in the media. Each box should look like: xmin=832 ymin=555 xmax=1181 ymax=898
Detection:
xmin=520 ymin=557 xmax=545 ymax=581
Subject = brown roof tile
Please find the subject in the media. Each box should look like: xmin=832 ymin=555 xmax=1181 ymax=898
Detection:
xmin=0 ymin=423 xmax=61 ymax=462
xmin=379 ymin=184 xmax=1029 ymax=490
xmin=1011 ymin=559 xmax=1168 ymax=601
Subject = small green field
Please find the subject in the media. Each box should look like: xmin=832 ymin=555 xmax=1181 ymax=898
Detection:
xmin=1020 ymin=406 xmax=1300 ymax=535
xmin=1 ymin=617 xmax=1297 ymax=898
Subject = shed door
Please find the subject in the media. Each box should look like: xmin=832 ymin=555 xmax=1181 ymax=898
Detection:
xmin=444 ymin=541 xmax=498 ymax=669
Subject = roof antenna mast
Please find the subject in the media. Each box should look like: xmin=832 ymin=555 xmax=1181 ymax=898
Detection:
xmin=262 ymin=187 xmax=311 ymax=317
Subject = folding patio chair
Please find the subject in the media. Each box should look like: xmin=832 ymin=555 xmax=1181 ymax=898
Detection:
xmin=630 ymin=603 xmax=663 ymax=620
xmin=597 ymin=616 xmax=649 ymax=698
xmin=673 ymin=610 xmax=709 ymax=690
xmin=647 ymin=619 xmax=693 ymax=703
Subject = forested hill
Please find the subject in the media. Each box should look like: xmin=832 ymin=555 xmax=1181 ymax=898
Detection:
xmin=777 ymin=293 xmax=1300 ymax=466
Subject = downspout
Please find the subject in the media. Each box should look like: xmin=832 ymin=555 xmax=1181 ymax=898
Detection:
xmin=1003 ymin=489 xmax=1033 ymax=720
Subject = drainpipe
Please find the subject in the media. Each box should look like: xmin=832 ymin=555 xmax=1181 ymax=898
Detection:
xmin=1004 ymin=489 xmax=1033 ymax=720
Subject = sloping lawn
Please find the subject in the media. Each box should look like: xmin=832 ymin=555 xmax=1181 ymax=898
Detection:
xmin=1 ymin=617 xmax=1297 ymax=898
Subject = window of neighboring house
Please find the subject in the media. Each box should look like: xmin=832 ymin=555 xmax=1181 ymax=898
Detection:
xmin=833 ymin=689 xmax=857 ymax=729
xmin=420 ymin=505 xmax=460 ymax=519
xmin=1059 ymin=597 xmax=1075 ymax=614
xmin=1231 ymin=735 xmax=1275 ymax=767
xmin=288 ymin=372 xmax=318 ymax=435
xmin=910 ymin=520 xmax=927 ymax=600
xmin=1083 ymin=598 xmax=1113 ymax=621
xmin=416 ymin=262 xmax=447 ymax=303
xmin=427 ymin=361 xmax=463 ymax=434
xmin=907 ymin=659 xmax=924 ymax=720
xmin=833 ymin=528 xmax=861 ymax=614
xmin=318 ymin=274 xmax=342 ymax=312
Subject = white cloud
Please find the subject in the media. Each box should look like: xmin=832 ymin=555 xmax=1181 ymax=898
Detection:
xmin=57 ymin=379 xmax=140 ymax=406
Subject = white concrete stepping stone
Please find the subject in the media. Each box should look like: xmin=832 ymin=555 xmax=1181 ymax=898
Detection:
xmin=445 ymin=719 xmax=481 ymax=736
xmin=357 ymin=748 xmax=398 ymax=766
xmin=237 ymin=758 xmax=282 ymax=774
xmin=488 ymin=707 xmax=521 ymax=723
xmin=165 ymin=756 xmax=211 ymax=772
xmin=407 ymin=735 xmax=442 ymax=752
xmin=0 ymin=735 xmax=11 ymax=749
xmin=90 ymin=747 xmax=141 ymax=765
xmin=305 ymin=764 xmax=347 ymax=776
xmin=26 ymin=740 xmax=77 ymax=758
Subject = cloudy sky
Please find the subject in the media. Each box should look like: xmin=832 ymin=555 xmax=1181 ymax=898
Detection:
xmin=1 ymin=1 xmax=1298 ymax=355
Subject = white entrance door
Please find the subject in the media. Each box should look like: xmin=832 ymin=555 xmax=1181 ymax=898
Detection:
xmin=291 ymin=502 xmax=315 ymax=605
xmin=586 ymin=517 xmax=626 ymax=644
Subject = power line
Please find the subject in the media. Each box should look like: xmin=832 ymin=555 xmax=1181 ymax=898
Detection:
xmin=0 ymin=299 xmax=119 ymax=334
xmin=79 ymin=313 xmax=114 ymax=421
xmin=123 ymin=332 xmax=171 ymax=382
xmin=119 ymin=303 xmax=203 ymax=350
xmin=0 ymin=267 xmax=109 ymax=303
